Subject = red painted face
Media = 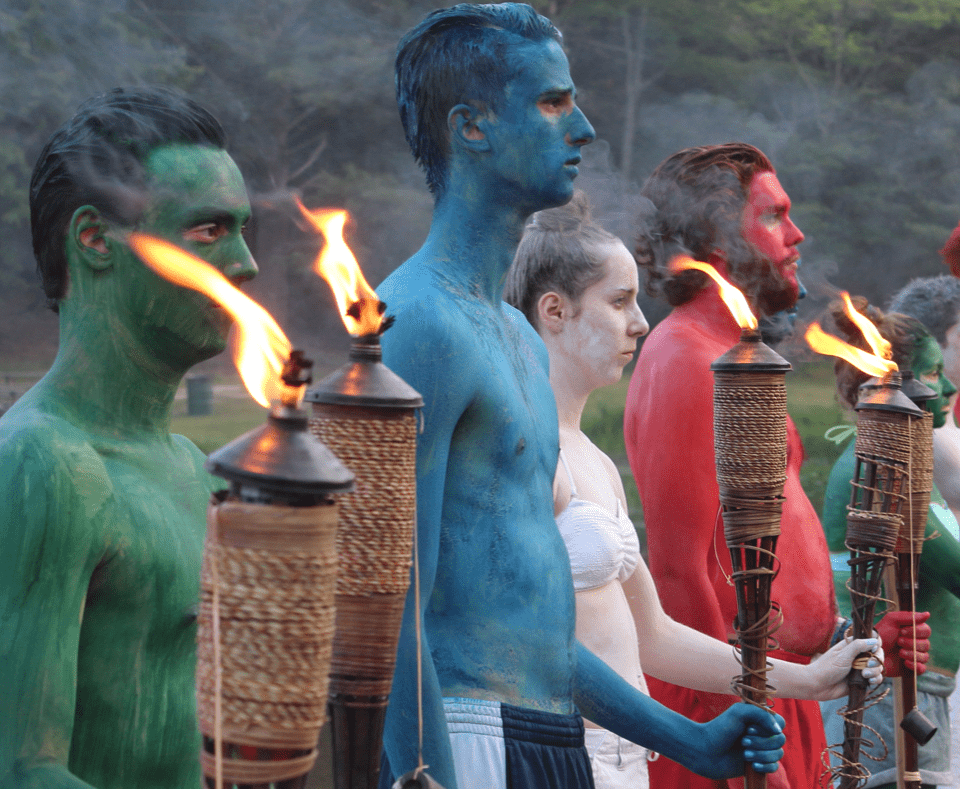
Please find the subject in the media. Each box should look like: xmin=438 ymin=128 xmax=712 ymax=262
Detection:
xmin=741 ymin=170 xmax=804 ymax=313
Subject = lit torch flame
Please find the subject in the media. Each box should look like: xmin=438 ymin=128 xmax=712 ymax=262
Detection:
xmin=670 ymin=255 xmax=758 ymax=330
xmin=804 ymin=323 xmax=898 ymax=377
xmin=296 ymin=199 xmax=383 ymax=336
xmin=840 ymin=291 xmax=893 ymax=361
xmin=128 ymin=233 xmax=302 ymax=409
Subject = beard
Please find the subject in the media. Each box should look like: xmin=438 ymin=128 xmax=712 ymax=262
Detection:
xmin=727 ymin=249 xmax=799 ymax=318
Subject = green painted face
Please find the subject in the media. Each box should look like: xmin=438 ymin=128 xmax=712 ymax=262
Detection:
xmin=114 ymin=144 xmax=257 ymax=366
xmin=913 ymin=334 xmax=958 ymax=428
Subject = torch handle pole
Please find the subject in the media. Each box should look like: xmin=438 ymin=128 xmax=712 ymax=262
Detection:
xmin=895 ymin=553 xmax=923 ymax=789
xmin=837 ymin=542 xmax=891 ymax=789
xmin=728 ymin=534 xmax=778 ymax=789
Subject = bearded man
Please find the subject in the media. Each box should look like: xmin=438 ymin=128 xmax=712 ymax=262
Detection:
xmin=623 ymin=143 xmax=930 ymax=789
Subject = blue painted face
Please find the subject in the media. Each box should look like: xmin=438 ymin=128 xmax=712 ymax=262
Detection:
xmin=484 ymin=38 xmax=595 ymax=213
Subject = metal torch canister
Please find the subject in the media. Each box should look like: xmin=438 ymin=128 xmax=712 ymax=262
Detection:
xmin=198 ymin=393 xmax=355 ymax=789
xmin=304 ymin=332 xmax=423 ymax=789
xmin=710 ymin=327 xmax=791 ymax=789
xmin=835 ymin=373 xmax=923 ymax=789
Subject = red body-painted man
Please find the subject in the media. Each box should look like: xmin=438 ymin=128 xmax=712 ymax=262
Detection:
xmin=624 ymin=143 xmax=930 ymax=789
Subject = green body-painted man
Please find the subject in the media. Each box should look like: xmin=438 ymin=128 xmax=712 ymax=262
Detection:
xmin=0 ymin=88 xmax=257 ymax=789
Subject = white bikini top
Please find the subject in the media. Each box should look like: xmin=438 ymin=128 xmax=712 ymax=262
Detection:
xmin=555 ymin=449 xmax=641 ymax=592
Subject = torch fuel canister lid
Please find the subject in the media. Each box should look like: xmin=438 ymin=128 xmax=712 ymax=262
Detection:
xmin=206 ymin=405 xmax=355 ymax=496
xmin=710 ymin=328 xmax=792 ymax=372
xmin=855 ymin=372 xmax=924 ymax=416
xmin=305 ymin=333 xmax=423 ymax=409
xmin=899 ymin=370 xmax=938 ymax=405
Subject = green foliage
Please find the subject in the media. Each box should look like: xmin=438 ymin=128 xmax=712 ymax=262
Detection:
xmin=4 ymin=0 xmax=960 ymax=363
xmin=785 ymin=359 xmax=849 ymax=513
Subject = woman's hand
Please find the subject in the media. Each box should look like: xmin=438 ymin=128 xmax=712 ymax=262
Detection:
xmin=807 ymin=635 xmax=884 ymax=701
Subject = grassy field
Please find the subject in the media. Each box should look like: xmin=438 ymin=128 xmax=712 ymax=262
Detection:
xmin=170 ymin=392 xmax=268 ymax=454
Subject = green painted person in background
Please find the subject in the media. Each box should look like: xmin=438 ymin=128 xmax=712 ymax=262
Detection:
xmin=0 ymin=88 xmax=257 ymax=789
xmin=820 ymin=296 xmax=957 ymax=789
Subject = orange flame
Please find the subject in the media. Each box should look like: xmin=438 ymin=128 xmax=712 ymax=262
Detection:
xmin=128 ymin=233 xmax=301 ymax=408
xmin=296 ymin=199 xmax=383 ymax=336
xmin=840 ymin=292 xmax=893 ymax=361
xmin=670 ymin=255 xmax=758 ymax=330
xmin=804 ymin=323 xmax=898 ymax=377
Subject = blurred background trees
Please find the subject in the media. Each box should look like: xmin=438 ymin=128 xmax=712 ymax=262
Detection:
xmin=2 ymin=0 xmax=959 ymax=364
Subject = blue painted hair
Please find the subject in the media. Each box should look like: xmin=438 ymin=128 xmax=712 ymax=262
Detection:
xmin=396 ymin=2 xmax=561 ymax=197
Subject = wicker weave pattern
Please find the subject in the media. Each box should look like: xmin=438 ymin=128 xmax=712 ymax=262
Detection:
xmin=899 ymin=412 xmax=933 ymax=554
xmin=310 ymin=411 xmax=416 ymax=596
xmin=713 ymin=372 xmax=788 ymax=496
xmin=196 ymin=498 xmax=338 ymax=781
xmin=856 ymin=410 xmax=913 ymax=466
xmin=712 ymin=370 xmax=787 ymax=729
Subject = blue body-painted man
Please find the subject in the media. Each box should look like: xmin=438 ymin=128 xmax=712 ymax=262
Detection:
xmin=378 ymin=6 xmax=786 ymax=788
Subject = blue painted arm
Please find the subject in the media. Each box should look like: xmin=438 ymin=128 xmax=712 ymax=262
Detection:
xmin=379 ymin=290 xmax=470 ymax=789
xmin=573 ymin=643 xmax=785 ymax=779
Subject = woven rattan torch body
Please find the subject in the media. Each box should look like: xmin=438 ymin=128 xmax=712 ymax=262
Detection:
xmin=306 ymin=333 xmax=423 ymax=789
xmin=710 ymin=328 xmax=791 ymax=789
xmin=835 ymin=375 xmax=922 ymax=789
xmin=199 ymin=402 xmax=354 ymax=789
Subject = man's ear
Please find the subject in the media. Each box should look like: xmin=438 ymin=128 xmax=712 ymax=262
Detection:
xmin=448 ymin=104 xmax=492 ymax=152
xmin=537 ymin=291 xmax=566 ymax=334
xmin=68 ymin=207 xmax=113 ymax=271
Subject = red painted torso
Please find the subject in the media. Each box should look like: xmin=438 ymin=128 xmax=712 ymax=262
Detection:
xmin=624 ymin=285 xmax=836 ymax=788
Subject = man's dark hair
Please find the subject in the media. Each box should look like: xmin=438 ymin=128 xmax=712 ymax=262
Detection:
xmin=889 ymin=275 xmax=960 ymax=346
xmin=30 ymin=86 xmax=227 ymax=310
xmin=636 ymin=142 xmax=773 ymax=307
xmin=395 ymin=2 xmax=561 ymax=198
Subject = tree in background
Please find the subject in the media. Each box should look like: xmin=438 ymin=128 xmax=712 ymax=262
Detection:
xmin=3 ymin=0 xmax=960 ymax=366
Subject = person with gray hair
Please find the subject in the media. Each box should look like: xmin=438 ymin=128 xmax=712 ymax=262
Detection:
xmin=890 ymin=275 xmax=960 ymax=517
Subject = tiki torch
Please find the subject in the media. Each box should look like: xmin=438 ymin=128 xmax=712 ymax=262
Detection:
xmin=129 ymin=234 xmax=355 ymax=789
xmin=297 ymin=203 xmax=424 ymax=789
xmin=805 ymin=300 xmax=924 ymax=789
xmin=673 ymin=257 xmax=789 ymax=789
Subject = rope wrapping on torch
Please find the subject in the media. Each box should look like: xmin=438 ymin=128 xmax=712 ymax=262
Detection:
xmin=196 ymin=498 xmax=339 ymax=785
xmin=899 ymin=413 xmax=933 ymax=555
xmin=896 ymin=412 xmax=936 ymax=789
xmin=825 ymin=407 xmax=911 ymax=789
xmin=310 ymin=407 xmax=417 ymax=704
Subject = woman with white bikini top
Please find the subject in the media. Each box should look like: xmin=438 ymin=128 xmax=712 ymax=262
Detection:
xmin=504 ymin=190 xmax=885 ymax=789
